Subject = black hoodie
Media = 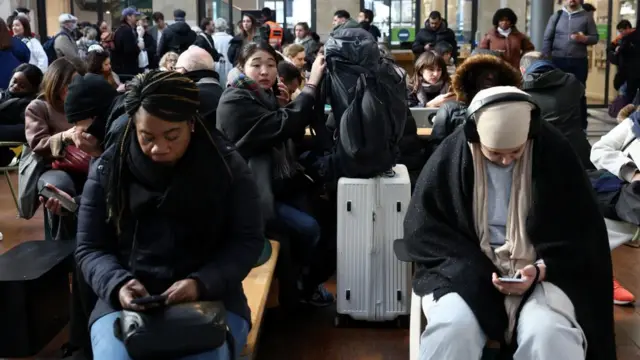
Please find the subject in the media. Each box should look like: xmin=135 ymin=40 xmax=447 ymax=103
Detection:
xmin=157 ymin=21 xmax=197 ymax=57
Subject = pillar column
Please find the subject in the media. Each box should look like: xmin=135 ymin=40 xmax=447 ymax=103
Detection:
xmin=529 ymin=0 xmax=553 ymax=50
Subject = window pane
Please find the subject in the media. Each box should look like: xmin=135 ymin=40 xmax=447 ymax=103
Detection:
xmin=290 ymin=0 xmax=313 ymax=30
xmin=46 ymin=0 xmax=70 ymax=36
xmin=586 ymin=3 xmax=609 ymax=105
xmin=420 ymin=0 xmax=445 ymax=25
xmin=206 ymin=0 xmax=232 ymax=25
xmin=447 ymin=0 xmax=472 ymax=57
xmin=390 ymin=0 xmax=416 ymax=46
xmin=607 ymin=0 xmax=637 ymax=104
xmin=364 ymin=0 xmax=390 ymax=43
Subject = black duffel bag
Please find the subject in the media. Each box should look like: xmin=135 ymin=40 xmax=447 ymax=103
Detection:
xmin=113 ymin=301 xmax=234 ymax=360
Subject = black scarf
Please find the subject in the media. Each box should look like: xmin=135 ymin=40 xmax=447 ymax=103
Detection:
xmin=124 ymin=127 xmax=232 ymax=219
xmin=403 ymin=122 xmax=616 ymax=359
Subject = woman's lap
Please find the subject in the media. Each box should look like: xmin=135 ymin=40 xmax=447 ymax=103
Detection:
xmin=91 ymin=310 xmax=249 ymax=360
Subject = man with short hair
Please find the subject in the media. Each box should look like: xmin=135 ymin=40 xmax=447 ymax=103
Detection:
xmin=358 ymin=9 xmax=381 ymax=39
xmin=412 ymin=11 xmax=457 ymax=60
xmin=519 ymin=51 xmax=592 ymax=170
xmin=148 ymin=11 xmax=166 ymax=46
xmin=332 ymin=10 xmax=359 ymax=30
xmin=194 ymin=18 xmax=220 ymax=62
xmin=397 ymin=86 xmax=616 ymax=360
xmin=157 ymin=9 xmax=197 ymax=57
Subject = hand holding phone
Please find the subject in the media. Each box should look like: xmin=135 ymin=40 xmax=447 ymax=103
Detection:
xmin=497 ymin=274 xmax=526 ymax=283
xmin=39 ymin=184 xmax=78 ymax=214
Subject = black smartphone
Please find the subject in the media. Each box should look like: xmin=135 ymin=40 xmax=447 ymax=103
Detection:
xmin=39 ymin=187 xmax=78 ymax=213
xmin=131 ymin=294 xmax=168 ymax=306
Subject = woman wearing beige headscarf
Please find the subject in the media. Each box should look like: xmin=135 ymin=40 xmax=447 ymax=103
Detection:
xmin=397 ymin=86 xmax=616 ymax=359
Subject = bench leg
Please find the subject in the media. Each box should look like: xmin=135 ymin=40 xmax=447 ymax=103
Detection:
xmin=4 ymin=170 xmax=19 ymax=215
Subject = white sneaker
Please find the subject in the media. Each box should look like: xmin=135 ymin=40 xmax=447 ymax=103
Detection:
xmin=0 ymin=232 xmax=3 ymax=241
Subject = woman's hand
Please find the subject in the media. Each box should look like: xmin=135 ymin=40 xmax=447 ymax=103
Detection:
xmin=308 ymin=54 xmax=326 ymax=86
xmin=119 ymin=279 xmax=150 ymax=311
xmin=61 ymin=127 xmax=77 ymax=143
xmin=276 ymin=80 xmax=291 ymax=106
xmin=491 ymin=264 xmax=545 ymax=296
xmin=71 ymin=127 xmax=102 ymax=157
xmin=117 ymin=83 xmax=126 ymax=93
xmin=39 ymin=183 xmax=75 ymax=216
xmin=426 ymin=92 xmax=455 ymax=108
xmin=162 ymin=279 xmax=200 ymax=305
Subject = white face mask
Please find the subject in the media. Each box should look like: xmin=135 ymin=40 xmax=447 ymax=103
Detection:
xmin=68 ymin=22 xmax=77 ymax=31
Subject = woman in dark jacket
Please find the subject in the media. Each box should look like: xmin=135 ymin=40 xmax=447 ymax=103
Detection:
xmin=0 ymin=63 xmax=42 ymax=165
xmin=217 ymin=41 xmax=334 ymax=307
xmin=75 ymin=71 xmax=264 ymax=360
xmin=0 ymin=17 xmax=30 ymax=90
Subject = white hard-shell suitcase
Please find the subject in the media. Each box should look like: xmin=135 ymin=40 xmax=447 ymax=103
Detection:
xmin=335 ymin=164 xmax=412 ymax=327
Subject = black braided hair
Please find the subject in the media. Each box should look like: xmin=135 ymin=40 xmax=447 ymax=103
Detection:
xmin=105 ymin=70 xmax=203 ymax=233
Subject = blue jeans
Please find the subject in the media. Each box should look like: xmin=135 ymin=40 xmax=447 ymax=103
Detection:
xmin=274 ymin=202 xmax=320 ymax=264
xmin=90 ymin=311 xmax=249 ymax=360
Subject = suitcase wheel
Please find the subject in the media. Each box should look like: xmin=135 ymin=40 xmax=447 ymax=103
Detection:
xmin=334 ymin=314 xmax=350 ymax=328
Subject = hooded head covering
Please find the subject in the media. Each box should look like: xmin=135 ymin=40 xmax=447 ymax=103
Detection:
xmin=470 ymin=86 xmax=534 ymax=150
xmin=65 ymin=74 xmax=118 ymax=124
xmin=451 ymin=54 xmax=522 ymax=104
xmin=64 ymin=74 xmax=119 ymax=141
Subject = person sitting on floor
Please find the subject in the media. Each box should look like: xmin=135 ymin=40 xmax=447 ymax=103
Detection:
xmin=396 ymin=86 xmax=616 ymax=359
xmin=75 ymin=70 xmax=265 ymax=360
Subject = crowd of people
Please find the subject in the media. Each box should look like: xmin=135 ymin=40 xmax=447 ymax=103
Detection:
xmin=0 ymin=0 xmax=638 ymax=359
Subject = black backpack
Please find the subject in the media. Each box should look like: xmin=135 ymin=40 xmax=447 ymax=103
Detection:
xmin=42 ymin=31 xmax=72 ymax=65
xmin=324 ymin=28 xmax=407 ymax=178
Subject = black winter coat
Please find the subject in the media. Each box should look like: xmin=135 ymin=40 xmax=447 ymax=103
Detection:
xmin=75 ymin=128 xmax=265 ymax=327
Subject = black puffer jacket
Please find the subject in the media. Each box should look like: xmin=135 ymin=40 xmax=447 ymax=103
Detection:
xmin=157 ymin=21 xmax=197 ymax=57
xmin=75 ymin=128 xmax=264 ymax=327
xmin=412 ymin=20 xmax=457 ymax=59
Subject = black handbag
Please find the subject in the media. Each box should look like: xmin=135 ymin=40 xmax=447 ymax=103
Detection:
xmin=113 ymin=231 xmax=235 ymax=360
xmin=113 ymin=301 xmax=234 ymax=360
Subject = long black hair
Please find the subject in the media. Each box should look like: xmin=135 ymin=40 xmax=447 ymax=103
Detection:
xmin=105 ymin=70 xmax=229 ymax=233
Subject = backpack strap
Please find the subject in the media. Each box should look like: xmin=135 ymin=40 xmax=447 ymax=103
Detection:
xmin=199 ymin=32 xmax=214 ymax=49
xmin=548 ymin=10 xmax=563 ymax=54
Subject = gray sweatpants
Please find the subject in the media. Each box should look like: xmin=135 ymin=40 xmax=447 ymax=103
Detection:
xmin=419 ymin=283 xmax=585 ymax=360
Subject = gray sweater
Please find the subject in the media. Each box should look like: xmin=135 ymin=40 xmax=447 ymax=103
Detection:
xmin=542 ymin=8 xmax=598 ymax=59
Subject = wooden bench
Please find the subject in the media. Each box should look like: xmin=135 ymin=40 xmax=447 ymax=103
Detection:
xmin=241 ymin=240 xmax=280 ymax=359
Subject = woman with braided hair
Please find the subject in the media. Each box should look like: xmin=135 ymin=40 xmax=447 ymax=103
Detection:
xmin=75 ymin=70 xmax=265 ymax=360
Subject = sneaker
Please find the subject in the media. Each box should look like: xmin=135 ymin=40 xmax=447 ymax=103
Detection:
xmin=301 ymin=285 xmax=334 ymax=307
xmin=614 ymin=278 xmax=635 ymax=305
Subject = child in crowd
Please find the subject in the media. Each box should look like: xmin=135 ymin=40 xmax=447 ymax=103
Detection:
xmin=407 ymin=51 xmax=454 ymax=108
xmin=435 ymin=42 xmax=456 ymax=77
